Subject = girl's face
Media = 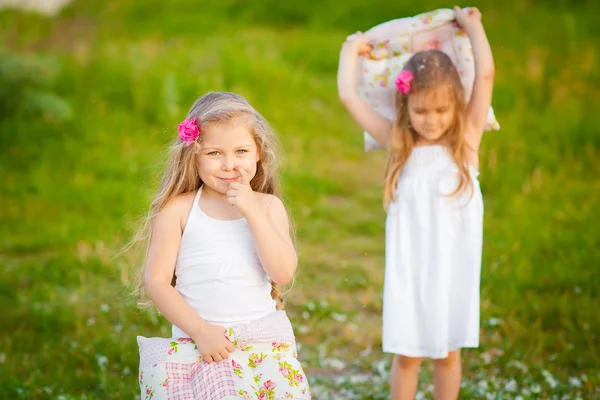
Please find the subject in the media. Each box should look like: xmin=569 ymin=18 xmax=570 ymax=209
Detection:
xmin=407 ymin=87 xmax=455 ymax=142
xmin=196 ymin=120 xmax=260 ymax=196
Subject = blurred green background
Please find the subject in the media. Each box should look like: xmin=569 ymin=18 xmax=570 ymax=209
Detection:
xmin=1 ymin=0 xmax=598 ymax=398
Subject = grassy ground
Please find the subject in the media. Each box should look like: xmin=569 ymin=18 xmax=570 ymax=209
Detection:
xmin=1 ymin=0 xmax=599 ymax=398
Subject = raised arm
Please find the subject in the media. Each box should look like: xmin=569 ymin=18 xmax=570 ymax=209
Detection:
xmin=337 ymin=32 xmax=393 ymax=147
xmin=455 ymin=6 xmax=495 ymax=151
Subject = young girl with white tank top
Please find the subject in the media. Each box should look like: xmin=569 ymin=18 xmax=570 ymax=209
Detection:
xmin=132 ymin=92 xmax=311 ymax=399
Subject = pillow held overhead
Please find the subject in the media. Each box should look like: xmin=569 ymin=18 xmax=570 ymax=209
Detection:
xmin=355 ymin=8 xmax=500 ymax=152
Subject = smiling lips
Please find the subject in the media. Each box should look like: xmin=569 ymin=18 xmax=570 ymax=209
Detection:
xmin=218 ymin=177 xmax=239 ymax=183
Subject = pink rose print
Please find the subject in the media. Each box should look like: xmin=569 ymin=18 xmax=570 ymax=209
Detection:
xmin=263 ymin=379 xmax=276 ymax=390
xmin=279 ymin=364 xmax=292 ymax=376
xmin=421 ymin=15 xmax=433 ymax=24
xmin=424 ymin=39 xmax=441 ymax=50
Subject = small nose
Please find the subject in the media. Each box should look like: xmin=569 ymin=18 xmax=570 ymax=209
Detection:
xmin=222 ymin=155 xmax=235 ymax=171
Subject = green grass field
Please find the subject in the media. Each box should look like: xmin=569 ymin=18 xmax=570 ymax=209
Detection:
xmin=1 ymin=0 xmax=598 ymax=398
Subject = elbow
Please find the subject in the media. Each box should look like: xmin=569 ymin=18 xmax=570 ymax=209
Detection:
xmin=338 ymin=92 xmax=350 ymax=105
xmin=144 ymin=277 xmax=170 ymax=298
xmin=480 ymin=66 xmax=495 ymax=82
xmin=273 ymin=257 xmax=297 ymax=286
xmin=338 ymin=85 xmax=359 ymax=106
xmin=275 ymin=272 xmax=295 ymax=286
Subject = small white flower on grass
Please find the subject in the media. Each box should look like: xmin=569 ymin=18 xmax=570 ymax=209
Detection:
xmin=542 ymin=369 xmax=558 ymax=389
xmin=297 ymin=325 xmax=309 ymax=334
xmin=568 ymin=377 xmax=582 ymax=387
xmin=348 ymin=374 xmax=369 ymax=384
xmin=96 ymin=354 xmax=108 ymax=371
xmin=87 ymin=317 xmax=96 ymax=326
xmin=480 ymin=352 xmax=492 ymax=364
xmin=487 ymin=317 xmax=501 ymax=326
xmin=332 ymin=313 xmax=347 ymax=322
xmin=359 ymin=347 xmax=372 ymax=357
xmin=530 ymin=382 xmax=542 ymax=393
xmin=373 ymin=359 xmax=388 ymax=378
xmin=0 ymin=353 xmax=5 ymax=363
xmin=302 ymin=311 xmax=310 ymax=319
xmin=508 ymin=360 xmax=528 ymax=373
xmin=100 ymin=303 xmax=110 ymax=313
xmin=322 ymin=357 xmax=345 ymax=370
xmin=504 ymin=379 xmax=517 ymax=392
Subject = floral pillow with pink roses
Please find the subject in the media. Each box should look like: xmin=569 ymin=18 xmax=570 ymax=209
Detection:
xmin=356 ymin=7 xmax=500 ymax=151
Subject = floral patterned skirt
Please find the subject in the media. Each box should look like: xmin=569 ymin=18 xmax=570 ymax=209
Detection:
xmin=137 ymin=311 xmax=311 ymax=399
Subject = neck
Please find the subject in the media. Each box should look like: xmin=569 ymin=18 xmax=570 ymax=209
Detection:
xmin=201 ymin=184 xmax=227 ymax=201
xmin=415 ymin=131 xmax=449 ymax=147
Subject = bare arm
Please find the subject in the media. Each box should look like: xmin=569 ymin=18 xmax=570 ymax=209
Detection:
xmin=337 ymin=32 xmax=393 ymax=147
xmin=455 ymin=6 xmax=495 ymax=151
xmin=144 ymin=198 xmax=233 ymax=362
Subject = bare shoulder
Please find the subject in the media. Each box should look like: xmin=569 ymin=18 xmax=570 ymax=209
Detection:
xmin=161 ymin=191 xmax=195 ymax=214
xmin=255 ymin=193 xmax=286 ymax=213
xmin=156 ymin=191 xmax=197 ymax=232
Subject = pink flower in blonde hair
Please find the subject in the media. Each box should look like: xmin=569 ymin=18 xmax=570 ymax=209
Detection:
xmin=177 ymin=118 xmax=200 ymax=146
xmin=395 ymin=70 xmax=414 ymax=94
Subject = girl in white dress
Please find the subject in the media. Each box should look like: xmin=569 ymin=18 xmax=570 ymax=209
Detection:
xmin=337 ymin=7 xmax=495 ymax=400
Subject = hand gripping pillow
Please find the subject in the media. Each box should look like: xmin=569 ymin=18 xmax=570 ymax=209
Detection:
xmin=356 ymin=7 xmax=500 ymax=151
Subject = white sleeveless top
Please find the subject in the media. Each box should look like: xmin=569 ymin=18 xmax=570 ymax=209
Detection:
xmin=172 ymin=187 xmax=276 ymax=337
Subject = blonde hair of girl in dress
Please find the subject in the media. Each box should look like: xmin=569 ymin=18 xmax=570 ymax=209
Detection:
xmin=338 ymin=7 xmax=494 ymax=400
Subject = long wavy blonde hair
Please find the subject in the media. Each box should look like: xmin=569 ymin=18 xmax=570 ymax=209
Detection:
xmin=130 ymin=92 xmax=287 ymax=309
xmin=384 ymin=50 xmax=473 ymax=208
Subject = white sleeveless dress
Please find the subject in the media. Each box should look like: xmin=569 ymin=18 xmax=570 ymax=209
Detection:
xmin=382 ymin=145 xmax=484 ymax=359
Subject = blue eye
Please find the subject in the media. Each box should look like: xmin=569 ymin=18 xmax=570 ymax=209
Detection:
xmin=236 ymin=149 xmax=248 ymax=155
xmin=207 ymin=151 xmax=219 ymax=156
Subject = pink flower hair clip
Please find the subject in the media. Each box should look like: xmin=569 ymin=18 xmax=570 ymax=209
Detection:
xmin=395 ymin=70 xmax=414 ymax=94
xmin=177 ymin=118 xmax=200 ymax=146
